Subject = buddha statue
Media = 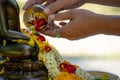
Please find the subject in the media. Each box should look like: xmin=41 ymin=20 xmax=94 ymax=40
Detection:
xmin=0 ymin=0 xmax=48 ymax=79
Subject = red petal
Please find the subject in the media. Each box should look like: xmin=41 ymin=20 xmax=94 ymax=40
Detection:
xmin=66 ymin=65 xmax=76 ymax=73
xmin=35 ymin=18 xmax=47 ymax=31
xmin=45 ymin=45 xmax=52 ymax=52
xmin=60 ymin=63 xmax=68 ymax=70
xmin=38 ymin=34 xmax=46 ymax=41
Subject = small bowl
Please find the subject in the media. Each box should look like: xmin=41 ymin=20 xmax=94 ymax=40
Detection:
xmin=88 ymin=71 xmax=120 ymax=80
xmin=23 ymin=4 xmax=50 ymax=31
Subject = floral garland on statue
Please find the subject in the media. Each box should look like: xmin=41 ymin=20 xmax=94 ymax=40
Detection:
xmin=20 ymin=29 xmax=94 ymax=80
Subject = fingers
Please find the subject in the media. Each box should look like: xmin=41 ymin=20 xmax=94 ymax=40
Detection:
xmin=65 ymin=1 xmax=84 ymax=9
xmin=49 ymin=11 xmax=73 ymax=20
xmin=41 ymin=25 xmax=60 ymax=37
xmin=23 ymin=0 xmax=45 ymax=10
xmin=41 ymin=11 xmax=75 ymax=39
xmin=42 ymin=20 xmax=75 ymax=40
xmin=42 ymin=29 xmax=59 ymax=37
xmin=44 ymin=0 xmax=68 ymax=15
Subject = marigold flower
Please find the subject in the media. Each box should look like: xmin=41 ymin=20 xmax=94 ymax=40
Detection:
xmin=54 ymin=72 xmax=82 ymax=80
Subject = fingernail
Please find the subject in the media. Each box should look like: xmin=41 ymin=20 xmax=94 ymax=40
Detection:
xmin=49 ymin=14 xmax=55 ymax=20
xmin=44 ymin=8 xmax=51 ymax=15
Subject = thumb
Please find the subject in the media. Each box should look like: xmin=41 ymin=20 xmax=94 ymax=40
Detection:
xmin=49 ymin=11 xmax=73 ymax=21
xmin=44 ymin=0 xmax=68 ymax=15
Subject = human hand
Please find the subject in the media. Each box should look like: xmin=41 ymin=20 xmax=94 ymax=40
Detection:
xmin=41 ymin=9 xmax=102 ymax=40
xmin=43 ymin=0 xmax=86 ymax=15
xmin=23 ymin=0 xmax=86 ymax=15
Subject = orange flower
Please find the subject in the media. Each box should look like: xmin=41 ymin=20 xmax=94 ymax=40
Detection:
xmin=54 ymin=72 xmax=82 ymax=80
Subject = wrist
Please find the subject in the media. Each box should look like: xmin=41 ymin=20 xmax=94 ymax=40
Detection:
xmin=95 ymin=14 xmax=120 ymax=36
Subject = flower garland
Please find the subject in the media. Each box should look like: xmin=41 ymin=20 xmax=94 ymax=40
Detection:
xmin=21 ymin=29 xmax=94 ymax=80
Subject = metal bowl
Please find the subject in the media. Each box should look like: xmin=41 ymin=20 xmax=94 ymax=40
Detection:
xmin=88 ymin=71 xmax=120 ymax=80
xmin=23 ymin=4 xmax=49 ymax=31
